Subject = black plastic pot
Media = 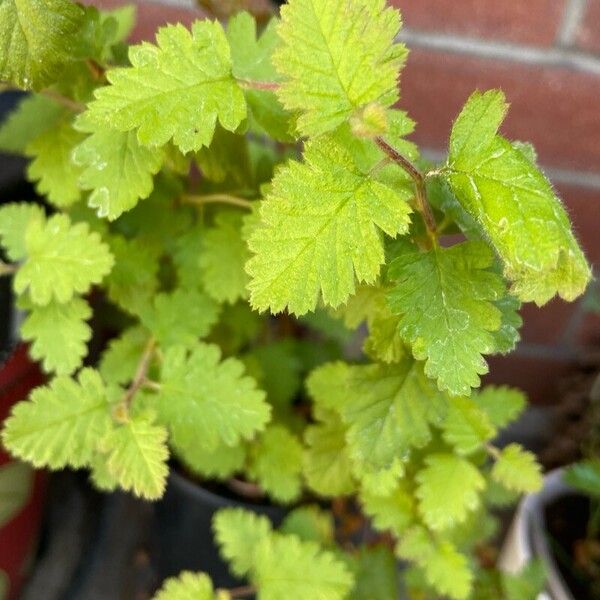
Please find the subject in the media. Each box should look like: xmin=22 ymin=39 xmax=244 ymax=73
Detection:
xmin=153 ymin=470 xmax=287 ymax=589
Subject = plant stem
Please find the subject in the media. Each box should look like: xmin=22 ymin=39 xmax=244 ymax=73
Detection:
xmin=374 ymin=136 xmax=437 ymax=238
xmin=121 ymin=337 xmax=156 ymax=412
xmin=237 ymin=78 xmax=280 ymax=91
xmin=0 ymin=261 xmax=17 ymax=276
xmin=143 ymin=380 xmax=162 ymax=392
xmin=227 ymin=584 xmax=257 ymax=598
xmin=485 ymin=443 xmax=501 ymax=459
xmin=182 ymin=193 xmax=253 ymax=210
xmin=0 ymin=82 xmax=84 ymax=112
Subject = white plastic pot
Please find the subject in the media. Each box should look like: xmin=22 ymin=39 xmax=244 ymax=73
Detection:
xmin=498 ymin=468 xmax=575 ymax=600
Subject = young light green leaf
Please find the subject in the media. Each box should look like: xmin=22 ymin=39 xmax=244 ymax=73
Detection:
xmin=247 ymin=134 xmax=412 ymax=315
xmin=303 ymin=409 xmax=356 ymax=497
xmin=199 ymin=210 xmax=250 ymax=304
xmin=360 ymin=481 xmax=415 ymax=536
xmin=173 ymin=441 xmax=246 ymax=481
xmin=84 ymin=21 xmax=246 ymax=153
xmin=2 ymin=369 xmax=113 ymax=469
xmin=0 ymin=202 xmax=44 ymax=261
xmin=416 ymin=453 xmax=485 ymax=531
xmin=0 ymin=95 xmax=65 ymax=154
xmin=104 ymin=235 xmax=159 ymax=315
xmin=153 ymin=571 xmax=218 ymax=600
xmin=100 ymin=415 xmax=169 ymax=500
xmin=213 ymin=507 xmax=272 ymax=577
xmin=20 ymin=296 xmax=92 ymax=375
xmin=442 ymin=396 xmax=497 ymax=455
xmin=156 ymin=344 xmax=270 ymax=452
xmin=248 ymin=425 xmax=303 ymax=503
xmin=0 ymin=462 xmax=33 ymax=527
xmin=25 ymin=119 xmax=84 ymax=208
xmin=253 ymin=533 xmax=354 ymax=600
xmin=307 ymin=359 xmax=448 ymax=470
xmin=0 ymin=0 xmax=85 ymax=89
xmin=387 ymin=240 xmax=506 ymax=396
xmin=274 ymin=0 xmax=406 ymax=136
xmin=280 ymin=505 xmax=334 ymax=545
xmin=491 ymin=294 xmax=522 ymax=354
xmin=474 ymin=385 xmax=526 ymax=429
xmin=491 ymin=444 xmax=542 ymax=493
xmin=14 ymin=214 xmax=114 ymax=306
xmin=397 ymin=527 xmax=473 ymax=600
xmin=140 ymin=289 xmax=220 ymax=348
xmin=100 ymin=326 xmax=149 ymax=386
xmin=73 ymin=125 xmax=164 ymax=221
xmin=226 ymin=12 xmax=292 ymax=141
xmin=447 ymin=90 xmax=591 ymax=305
xmin=363 ymin=311 xmax=405 ymax=364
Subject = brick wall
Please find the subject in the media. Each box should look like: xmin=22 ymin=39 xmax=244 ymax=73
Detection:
xmin=94 ymin=0 xmax=600 ymax=403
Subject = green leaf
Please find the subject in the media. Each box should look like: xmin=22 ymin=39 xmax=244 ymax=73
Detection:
xmin=105 ymin=235 xmax=159 ymax=315
xmin=303 ymin=409 xmax=355 ymax=497
xmin=247 ymin=133 xmax=412 ymax=315
xmin=100 ymin=326 xmax=149 ymax=386
xmin=19 ymin=296 xmax=92 ymax=375
xmin=226 ymin=12 xmax=292 ymax=141
xmin=347 ymin=546 xmax=399 ymax=600
xmin=25 ymin=118 xmax=84 ymax=208
xmin=84 ymin=21 xmax=246 ymax=153
xmin=253 ymin=533 xmax=354 ymax=600
xmin=307 ymin=359 xmax=447 ymax=471
xmin=446 ymin=89 xmax=591 ymax=305
xmin=387 ymin=240 xmax=506 ymax=396
xmin=416 ymin=453 xmax=485 ymax=531
xmin=442 ymin=396 xmax=496 ymax=455
xmin=140 ymin=289 xmax=220 ymax=348
xmin=14 ymin=213 xmax=114 ymax=306
xmin=397 ymin=527 xmax=473 ymax=600
xmin=213 ymin=507 xmax=272 ymax=577
xmin=73 ymin=124 xmax=164 ymax=221
xmin=199 ymin=210 xmax=250 ymax=304
xmin=0 ymin=462 xmax=33 ymax=528
xmin=360 ymin=481 xmax=415 ymax=536
xmin=153 ymin=571 xmax=218 ymax=600
xmin=474 ymin=385 xmax=526 ymax=429
xmin=564 ymin=459 xmax=600 ymax=497
xmin=492 ymin=444 xmax=542 ymax=493
xmin=0 ymin=202 xmax=44 ymax=261
xmin=363 ymin=310 xmax=406 ymax=364
xmin=502 ymin=560 xmax=546 ymax=600
xmin=0 ymin=0 xmax=85 ymax=89
xmin=281 ymin=505 xmax=334 ymax=545
xmin=274 ymin=0 xmax=406 ymax=136
xmin=99 ymin=415 xmax=169 ymax=500
xmin=156 ymin=343 xmax=270 ymax=452
xmin=248 ymin=425 xmax=303 ymax=503
xmin=2 ymin=369 xmax=113 ymax=469
xmin=491 ymin=294 xmax=522 ymax=354
xmin=0 ymin=95 xmax=65 ymax=154
xmin=173 ymin=441 xmax=246 ymax=481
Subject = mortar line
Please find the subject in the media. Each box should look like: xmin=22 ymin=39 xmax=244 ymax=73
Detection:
xmin=396 ymin=28 xmax=600 ymax=76
xmin=557 ymin=0 xmax=588 ymax=47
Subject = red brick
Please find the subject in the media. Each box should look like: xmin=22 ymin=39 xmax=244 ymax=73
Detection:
xmin=400 ymin=49 xmax=600 ymax=173
xmin=390 ymin=0 xmax=566 ymax=47
xmin=81 ymin=0 xmax=205 ymax=42
xmin=577 ymin=0 xmax=600 ymax=54
xmin=484 ymin=353 xmax=575 ymax=405
xmin=519 ymin=300 xmax=576 ymax=346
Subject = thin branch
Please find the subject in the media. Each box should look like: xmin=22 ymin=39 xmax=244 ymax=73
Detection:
xmin=182 ymin=193 xmax=253 ymax=210
xmin=0 ymin=261 xmax=17 ymax=276
xmin=121 ymin=337 xmax=156 ymax=411
xmin=143 ymin=380 xmax=162 ymax=392
xmin=374 ymin=136 xmax=437 ymax=238
xmin=41 ymin=89 xmax=85 ymax=112
xmin=237 ymin=78 xmax=280 ymax=91
xmin=485 ymin=443 xmax=501 ymax=460
xmin=227 ymin=585 xmax=257 ymax=598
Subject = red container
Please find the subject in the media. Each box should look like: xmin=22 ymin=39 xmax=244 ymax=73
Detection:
xmin=0 ymin=345 xmax=46 ymax=600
